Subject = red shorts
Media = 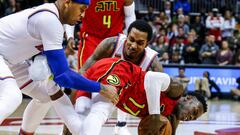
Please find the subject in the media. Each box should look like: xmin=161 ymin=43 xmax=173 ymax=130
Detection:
xmin=75 ymin=32 xmax=104 ymax=100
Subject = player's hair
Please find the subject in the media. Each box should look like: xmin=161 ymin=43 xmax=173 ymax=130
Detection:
xmin=127 ymin=20 xmax=153 ymax=41
xmin=188 ymin=92 xmax=208 ymax=113
xmin=179 ymin=66 xmax=185 ymax=71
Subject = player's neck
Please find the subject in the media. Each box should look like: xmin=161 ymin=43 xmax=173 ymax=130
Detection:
xmin=54 ymin=1 xmax=64 ymax=24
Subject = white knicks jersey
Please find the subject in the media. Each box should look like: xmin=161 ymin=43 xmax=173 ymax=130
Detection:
xmin=112 ymin=34 xmax=158 ymax=71
xmin=0 ymin=3 xmax=62 ymax=64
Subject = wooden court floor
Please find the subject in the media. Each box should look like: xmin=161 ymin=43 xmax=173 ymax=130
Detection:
xmin=0 ymin=99 xmax=240 ymax=135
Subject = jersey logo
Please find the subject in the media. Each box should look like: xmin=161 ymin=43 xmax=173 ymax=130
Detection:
xmin=106 ymin=74 xmax=120 ymax=86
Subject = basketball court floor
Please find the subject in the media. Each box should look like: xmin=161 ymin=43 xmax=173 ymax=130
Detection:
xmin=0 ymin=99 xmax=240 ymax=135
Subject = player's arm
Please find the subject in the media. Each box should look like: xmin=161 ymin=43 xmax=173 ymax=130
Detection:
xmin=124 ymin=0 xmax=136 ymax=30
xmin=140 ymin=72 xmax=171 ymax=134
xmin=165 ymin=78 xmax=184 ymax=99
xmin=168 ymin=114 xmax=179 ymax=135
xmin=149 ymin=56 xmax=164 ymax=72
xmin=79 ymin=36 xmax=118 ymax=74
xmin=64 ymin=24 xmax=75 ymax=50
xmin=31 ymin=11 xmax=118 ymax=104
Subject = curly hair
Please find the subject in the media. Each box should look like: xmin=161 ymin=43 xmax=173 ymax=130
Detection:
xmin=189 ymin=92 xmax=208 ymax=113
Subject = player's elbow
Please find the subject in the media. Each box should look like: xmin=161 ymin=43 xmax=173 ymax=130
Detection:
xmin=53 ymin=70 xmax=74 ymax=88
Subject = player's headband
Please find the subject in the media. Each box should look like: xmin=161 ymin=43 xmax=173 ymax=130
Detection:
xmin=72 ymin=0 xmax=90 ymax=5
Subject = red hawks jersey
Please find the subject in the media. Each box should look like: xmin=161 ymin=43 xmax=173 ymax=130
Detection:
xmin=117 ymin=82 xmax=178 ymax=118
xmin=84 ymin=58 xmax=178 ymax=118
xmin=112 ymin=34 xmax=158 ymax=71
xmin=80 ymin=0 xmax=125 ymax=38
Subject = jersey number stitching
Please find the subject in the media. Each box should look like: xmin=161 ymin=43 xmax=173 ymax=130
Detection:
xmin=103 ymin=15 xmax=111 ymax=28
xmin=123 ymin=97 xmax=145 ymax=116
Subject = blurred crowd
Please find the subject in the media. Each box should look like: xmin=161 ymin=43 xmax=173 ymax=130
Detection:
xmin=1 ymin=0 xmax=240 ymax=66
xmin=142 ymin=1 xmax=240 ymax=66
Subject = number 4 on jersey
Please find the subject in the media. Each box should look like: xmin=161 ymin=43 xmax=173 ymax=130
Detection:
xmin=103 ymin=15 xmax=111 ymax=28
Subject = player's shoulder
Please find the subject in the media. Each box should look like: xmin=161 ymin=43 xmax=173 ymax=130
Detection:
xmin=28 ymin=3 xmax=59 ymax=21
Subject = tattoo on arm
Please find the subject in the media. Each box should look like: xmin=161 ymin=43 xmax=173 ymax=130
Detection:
xmin=149 ymin=56 xmax=163 ymax=72
xmin=80 ymin=37 xmax=117 ymax=74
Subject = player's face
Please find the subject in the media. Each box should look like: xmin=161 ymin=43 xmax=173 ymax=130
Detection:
xmin=124 ymin=28 xmax=148 ymax=59
xmin=63 ymin=2 xmax=87 ymax=25
xmin=176 ymin=95 xmax=204 ymax=121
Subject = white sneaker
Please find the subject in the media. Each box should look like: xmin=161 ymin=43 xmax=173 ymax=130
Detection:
xmin=114 ymin=125 xmax=131 ymax=135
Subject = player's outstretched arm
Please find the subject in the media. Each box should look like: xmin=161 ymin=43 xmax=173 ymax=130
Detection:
xmin=79 ymin=36 xmax=118 ymax=74
xmin=44 ymin=49 xmax=119 ymax=103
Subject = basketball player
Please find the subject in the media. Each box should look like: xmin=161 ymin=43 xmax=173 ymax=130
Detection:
xmin=0 ymin=0 xmax=119 ymax=134
xmin=65 ymin=0 xmax=136 ymax=134
xmin=20 ymin=20 xmax=163 ymax=135
xmin=80 ymin=57 xmax=207 ymax=135
xmin=74 ymin=20 xmax=164 ymax=134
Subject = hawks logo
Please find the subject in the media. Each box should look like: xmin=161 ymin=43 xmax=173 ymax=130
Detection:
xmin=106 ymin=74 xmax=120 ymax=86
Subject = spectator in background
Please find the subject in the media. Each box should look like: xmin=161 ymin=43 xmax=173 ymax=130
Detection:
xmin=200 ymin=35 xmax=219 ymax=64
xmin=170 ymin=52 xmax=182 ymax=64
xmin=216 ymin=40 xmax=233 ymax=65
xmin=164 ymin=1 xmax=172 ymax=23
xmin=228 ymin=30 xmax=240 ymax=53
xmin=4 ymin=0 xmax=20 ymax=15
xmin=0 ymin=0 xmax=7 ymax=17
xmin=175 ymin=67 xmax=190 ymax=94
xmin=222 ymin=9 xmax=236 ymax=39
xmin=203 ymin=71 xmax=222 ymax=99
xmin=167 ymin=23 xmax=178 ymax=41
xmin=159 ymin=52 xmax=169 ymax=64
xmin=143 ymin=5 xmax=156 ymax=23
xmin=177 ymin=14 xmax=189 ymax=35
xmin=190 ymin=15 xmax=206 ymax=43
xmin=173 ymin=0 xmax=190 ymax=15
xmin=170 ymin=35 xmax=185 ymax=63
xmin=183 ymin=34 xmax=200 ymax=64
xmin=150 ymin=35 xmax=168 ymax=57
xmin=230 ymin=77 xmax=240 ymax=100
xmin=206 ymin=8 xmax=224 ymax=44
xmin=234 ymin=50 xmax=240 ymax=66
xmin=195 ymin=76 xmax=211 ymax=99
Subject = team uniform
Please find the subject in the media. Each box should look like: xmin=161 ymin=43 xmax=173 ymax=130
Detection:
xmin=80 ymin=58 xmax=172 ymax=135
xmin=78 ymin=0 xmax=125 ymax=68
xmin=74 ymin=34 xmax=158 ymax=134
xmin=0 ymin=2 xmax=101 ymax=135
xmin=75 ymin=34 xmax=158 ymax=99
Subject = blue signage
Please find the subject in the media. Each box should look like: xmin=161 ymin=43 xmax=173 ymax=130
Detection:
xmin=164 ymin=67 xmax=240 ymax=93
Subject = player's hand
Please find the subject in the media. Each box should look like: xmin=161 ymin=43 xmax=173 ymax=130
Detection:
xmin=67 ymin=37 xmax=75 ymax=51
xmin=99 ymin=84 xmax=119 ymax=105
xmin=138 ymin=114 xmax=167 ymax=135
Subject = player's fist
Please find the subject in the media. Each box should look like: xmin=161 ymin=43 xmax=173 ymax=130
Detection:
xmin=99 ymin=84 xmax=119 ymax=105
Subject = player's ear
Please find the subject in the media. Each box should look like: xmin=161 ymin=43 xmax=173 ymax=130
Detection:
xmin=64 ymin=0 xmax=71 ymax=7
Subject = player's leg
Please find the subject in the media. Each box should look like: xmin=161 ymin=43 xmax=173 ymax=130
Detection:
xmin=81 ymin=94 xmax=115 ymax=135
xmin=0 ymin=78 xmax=22 ymax=124
xmin=74 ymin=33 xmax=101 ymax=105
xmin=20 ymin=99 xmax=51 ymax=134
xmin=24 ymin=80 xmax=84 ymax=135
xmin=114 ymin=109 xmax=131 ymax=135
xmin=0 ymin=56 xmax=22 ymax=124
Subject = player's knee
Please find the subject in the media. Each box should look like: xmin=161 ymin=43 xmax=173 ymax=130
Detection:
xmin=0 ymin=87 xmax=22 ymax=118
xmin=5 ymin=79 xmax=22 ymax=109
xmin=46 ymin=80 xmax=61 ymax=96
xmin=75 ymin=96 xmax=92 ymax=114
